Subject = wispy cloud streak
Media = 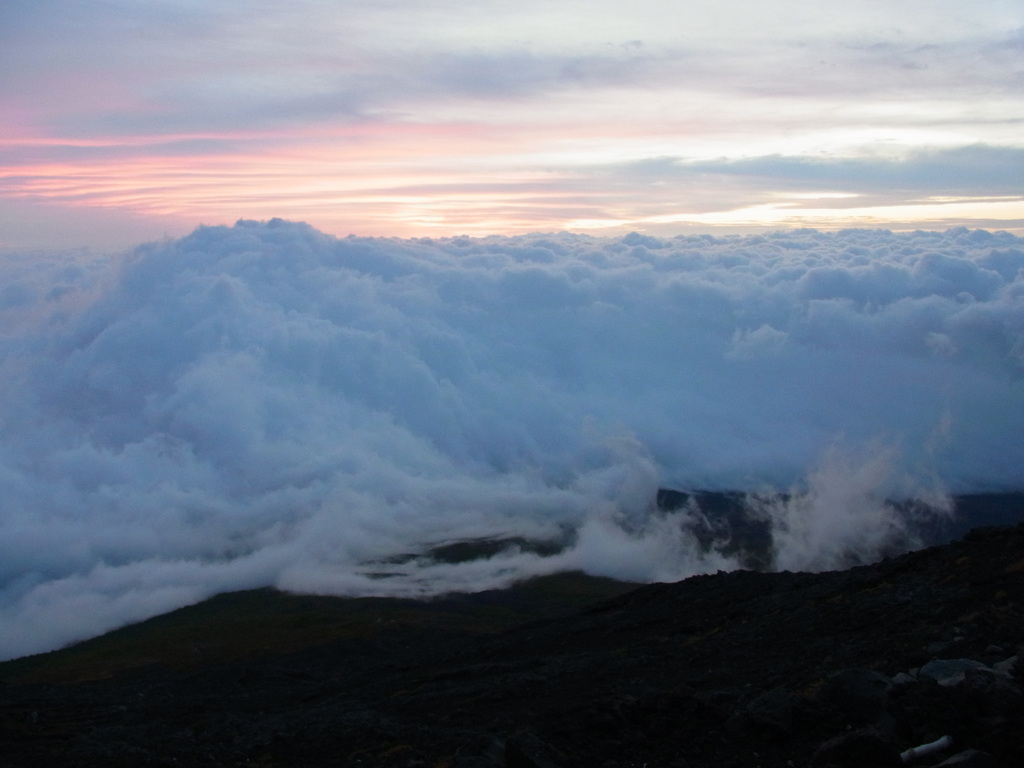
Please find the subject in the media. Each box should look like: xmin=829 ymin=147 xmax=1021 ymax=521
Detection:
xmin=1 ymin=1 xmax=1022 ymax=248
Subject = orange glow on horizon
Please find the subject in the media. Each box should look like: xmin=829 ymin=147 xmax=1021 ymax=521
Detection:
xmin=4 ymin=116 xmax=1024 ymax=242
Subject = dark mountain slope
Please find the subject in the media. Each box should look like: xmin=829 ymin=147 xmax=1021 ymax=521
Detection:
xmin=3 ymin=521 xmax=1024 ymax=767
xmin=0 ymin=571 xmax=636 ymax=686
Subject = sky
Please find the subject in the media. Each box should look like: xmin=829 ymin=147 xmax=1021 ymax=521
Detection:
xmin=1 ymin=220 xmax=1022 ymax=659
xmin=2 ymin=0 xmax=1024 ymax=251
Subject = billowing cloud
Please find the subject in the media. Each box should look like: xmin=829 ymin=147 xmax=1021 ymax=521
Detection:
xmin=0 ymin=220 xmax=1022 ymax=659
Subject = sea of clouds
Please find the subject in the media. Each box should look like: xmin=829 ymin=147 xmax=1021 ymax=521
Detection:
xmin=1 ymin=219 xmax=1022 ymax=660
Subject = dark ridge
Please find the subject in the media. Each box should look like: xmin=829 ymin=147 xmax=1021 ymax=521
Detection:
xmin=656 ymin=488 xmax=775 ymax=569
xmin=378 ymin=532 xmax=575 ymax=567
xmin=3 ymin=520 xmax=1024 ymax=767
xmin=657 ymin=488 xmax=1024 ymax=569
xmin=934 ymin=492 xmax=1024 ymax=537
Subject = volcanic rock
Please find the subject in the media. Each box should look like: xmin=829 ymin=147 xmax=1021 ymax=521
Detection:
xmin=3 ymin=521 xmax=1024 ymax=767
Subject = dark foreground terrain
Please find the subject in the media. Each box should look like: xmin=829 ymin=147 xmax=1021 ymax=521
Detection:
xmin=3 ymin=507 xmax=1024 ymax=767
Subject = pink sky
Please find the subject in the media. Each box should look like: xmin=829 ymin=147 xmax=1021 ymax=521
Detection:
xmin=2 ymin=0 xmax=1023 ymax=251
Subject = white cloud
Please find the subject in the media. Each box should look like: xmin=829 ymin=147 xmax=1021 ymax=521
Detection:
xmin=0 ymin=221 xmax=1021 ymax=659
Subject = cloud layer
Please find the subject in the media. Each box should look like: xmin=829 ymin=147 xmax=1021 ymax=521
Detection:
xmin=0 ymin=221 xmax=1022 ymax=659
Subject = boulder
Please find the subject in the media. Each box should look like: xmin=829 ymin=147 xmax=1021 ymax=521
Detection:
xmin=810 ymin=728 xmax=901 ymax=767
xmin=935 ymin=749 xmax=1002 ymax=767
xmin=816 ymin=668 xmax=892 ymax=724
xmin=919 ymin=659 xmax=991 ymax=687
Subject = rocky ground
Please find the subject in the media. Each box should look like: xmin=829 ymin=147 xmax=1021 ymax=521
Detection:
xmin=3 ymin=514 xmax=1024 ymax=767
